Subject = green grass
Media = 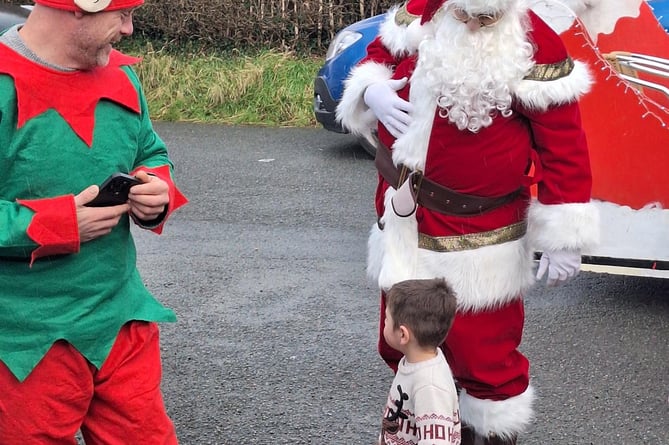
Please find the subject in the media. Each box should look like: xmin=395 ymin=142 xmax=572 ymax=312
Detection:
xmin=125 ymin=42 xmax=324 ymax=127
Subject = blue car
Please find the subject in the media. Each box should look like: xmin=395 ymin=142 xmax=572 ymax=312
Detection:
xmin=314 ymin=1 xmax=669 ymax=156
xmin=313 ymin=13 xmax=385 ymax=147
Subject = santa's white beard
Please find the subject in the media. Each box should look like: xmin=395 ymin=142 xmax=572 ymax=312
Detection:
xmin=414 ymin=7 xmax=535 ymax=133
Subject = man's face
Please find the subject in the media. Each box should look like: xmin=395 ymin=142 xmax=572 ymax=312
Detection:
xmin=449 ymin=6 xmax=504 ymax=32
xmin=70 ymin=8 xmax=135 ymax=69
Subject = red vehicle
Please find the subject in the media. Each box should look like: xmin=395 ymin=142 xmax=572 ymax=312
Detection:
xmin=537 ymin=0 xmax=669 ymax=278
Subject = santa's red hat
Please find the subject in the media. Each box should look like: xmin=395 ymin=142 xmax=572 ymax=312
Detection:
xmin=34 ymin=0 xmax=143 ymax=13
xmin=421 ymin=0 xmax=447 ymax=24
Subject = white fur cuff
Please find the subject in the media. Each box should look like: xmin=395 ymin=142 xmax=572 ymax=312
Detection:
xmin=335 ymin=62 xmax=393 ymax=141
xmin=528 ymin=199 xmax=600 ymax=251
xmin=459 ymin=385 xmax=535 ymax=438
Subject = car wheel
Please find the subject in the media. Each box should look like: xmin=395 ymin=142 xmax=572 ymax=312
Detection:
xmin=358 ymin=133 xmax=379 ymax=158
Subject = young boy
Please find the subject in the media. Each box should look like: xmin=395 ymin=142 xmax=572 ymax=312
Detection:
xmin=379 ymin=278 xmax=461 ymax=445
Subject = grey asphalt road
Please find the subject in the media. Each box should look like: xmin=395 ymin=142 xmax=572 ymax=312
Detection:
xmin=132 ymin=122 xmax=669 ymax=445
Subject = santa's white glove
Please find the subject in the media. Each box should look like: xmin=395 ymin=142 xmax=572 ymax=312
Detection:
xmin=363 ymin=77 xmax=413 ymax=138
xmin=536 ymin=249 xmax=582 ymax=286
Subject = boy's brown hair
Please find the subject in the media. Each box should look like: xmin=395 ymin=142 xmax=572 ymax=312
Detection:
xmin=386 ymin=278 xmax=457 ymax=348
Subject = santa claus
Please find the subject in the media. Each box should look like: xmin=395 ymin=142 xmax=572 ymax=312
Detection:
xmin=336 ymin=0 xmax=600 ymax=443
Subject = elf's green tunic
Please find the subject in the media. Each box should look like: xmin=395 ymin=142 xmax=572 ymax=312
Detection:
xmin=0 ymin=44 xmax=187 ymax=382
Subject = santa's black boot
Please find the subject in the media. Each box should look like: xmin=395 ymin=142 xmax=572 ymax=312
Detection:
xmin=461 ymin=424 xmax=518 ymax=445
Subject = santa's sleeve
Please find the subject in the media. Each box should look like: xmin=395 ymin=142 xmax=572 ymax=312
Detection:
xmin=336 ymin=3 xmax=427 ymax=142
xmin=515 ymin=11 xmax=600 ymax=252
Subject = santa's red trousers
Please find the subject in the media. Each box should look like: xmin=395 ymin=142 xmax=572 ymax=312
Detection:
xmin=0 ymin=321 xmax=178 ymax=445
xmin=378 ymin=292 xmax=530 ymax=401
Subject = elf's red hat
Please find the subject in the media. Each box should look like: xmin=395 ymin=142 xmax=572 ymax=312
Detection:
xmin=34 ymin=0 xmax=144 ymax=13
xmin=421 ymin=0 xmax=448 ymax=24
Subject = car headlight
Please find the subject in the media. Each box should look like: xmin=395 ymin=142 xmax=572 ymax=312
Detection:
xmin=325 ymin=30 xmax=363 ymax=61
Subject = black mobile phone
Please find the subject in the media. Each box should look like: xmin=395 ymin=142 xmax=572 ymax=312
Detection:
xmin=86 ymin=172 xmax=142 ymax=207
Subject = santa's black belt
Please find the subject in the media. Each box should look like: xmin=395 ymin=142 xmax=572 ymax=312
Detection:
xmin=374 ymin=143 xmax=522 ymax=216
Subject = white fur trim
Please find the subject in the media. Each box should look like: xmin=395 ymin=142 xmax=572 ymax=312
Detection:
xmin=368 ymin=191 xmax=536 ymax=311
xmin=366 ymin=222 xmax=386 ymax=286
xmin=459 ymin=385 xmax=536 ymax=438
xmin=514 ymin=60 xmax=593 ymax=111
xmin=372 ymin=188 xmax=421 ymax=286
xmin=527 ymin=199 xmax=600 ymax=251
xmin=583 ymin=200 xmax=669 ymax=261
xmin=335 ymin=62 xmax=393 ymax=142
xmin=390 ymin=79 xmax=437 ymax=169
xmin=379 ymin=6 xmax=432 ymax=57
xmin=413 ymin=235 xmax=536 ymax=312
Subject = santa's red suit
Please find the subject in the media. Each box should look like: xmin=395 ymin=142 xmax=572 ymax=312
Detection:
xmin=337 ymin=0 xmax=599 ymax=443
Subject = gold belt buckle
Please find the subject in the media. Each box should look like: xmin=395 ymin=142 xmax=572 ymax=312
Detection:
xmin=397 ymin=165 xmax=409 ymax=186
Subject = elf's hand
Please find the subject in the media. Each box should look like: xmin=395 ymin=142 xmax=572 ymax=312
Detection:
xmin=75 ymin=186 xmax=129 ymax=243
xmin=127 ymin=171 xmax=169 ymax=222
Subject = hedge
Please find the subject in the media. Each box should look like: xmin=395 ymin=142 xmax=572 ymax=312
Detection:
xmin=9 ymin=0 xmax=400 ymax=53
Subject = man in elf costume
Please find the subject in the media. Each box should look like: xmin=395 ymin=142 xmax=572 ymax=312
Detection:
xmin=337 ymin=0 xmax=599 ymax=443
xmin=0 ymin=0 xmax=187 ymax=443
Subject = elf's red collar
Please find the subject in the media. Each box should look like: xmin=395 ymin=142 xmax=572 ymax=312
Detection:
xmin=0 ymin=44 xmax=141 ymax=146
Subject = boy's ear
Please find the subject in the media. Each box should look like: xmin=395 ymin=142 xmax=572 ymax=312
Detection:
xmin=399 ymin=325 xmax=411 ymax=345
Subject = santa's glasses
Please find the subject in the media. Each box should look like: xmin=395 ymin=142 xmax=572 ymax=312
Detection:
xmin=450 ymin=7 xmax=503 ymax=27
